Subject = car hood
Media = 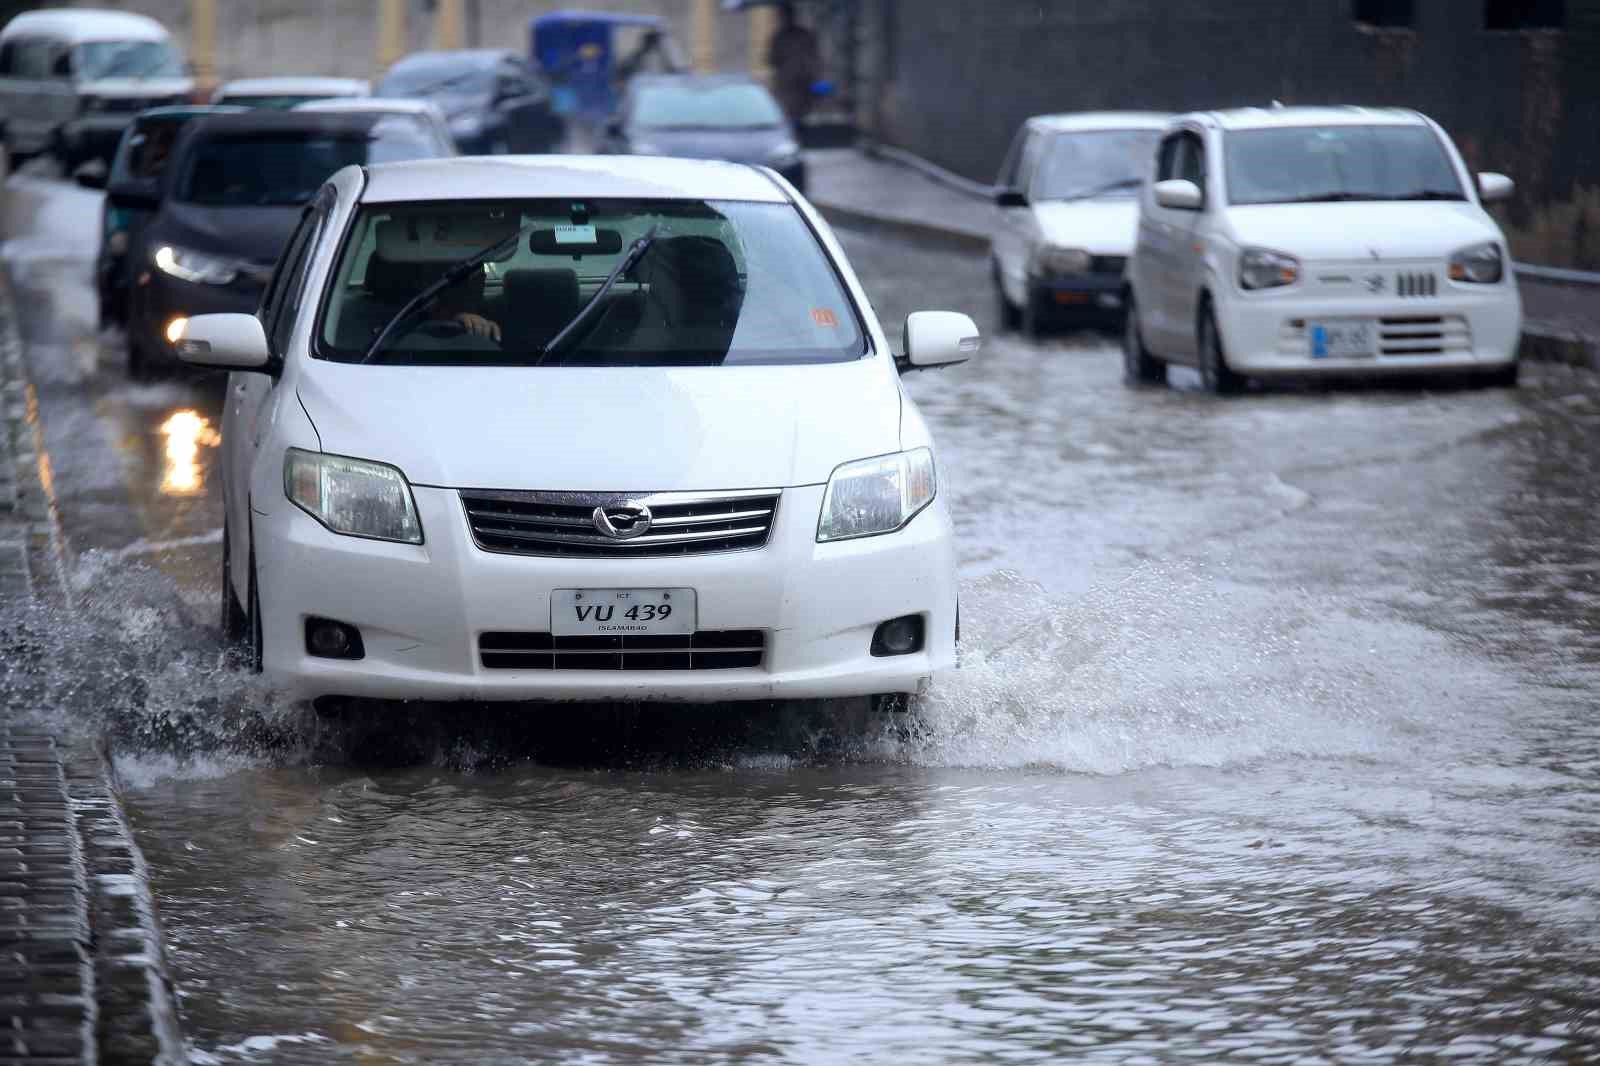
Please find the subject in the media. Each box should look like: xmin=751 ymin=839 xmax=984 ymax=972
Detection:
xmin=1224 ymin=202 xmax=1503 ymax=260
xmin=295 ymin=358 xmax=902 ymax=491
xmin=148 ymin=202 xmax=302 ymax=270
xmin=1031 ymin=199 xmax=1141 ymax=255
xmin=632 ymin=126 xmax=790 ymax=166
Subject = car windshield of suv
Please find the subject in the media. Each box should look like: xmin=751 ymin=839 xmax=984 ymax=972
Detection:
xmin=73 ymin=40 xmax=185 ymax=80
xmin=634 ymin=84 xmax=784 ymax=130
xmin=319 ymin=198 xmax=865 ymax=367
xmin=179 ymin=127 xmax=436 ymax=206
xmin=1033 ymin=130 xmax=1160 ymax=201
xmin=1225 ymin=125 xmax=1465 ymax=206
xmin=378 ymin=64 xmax=493 ymax=99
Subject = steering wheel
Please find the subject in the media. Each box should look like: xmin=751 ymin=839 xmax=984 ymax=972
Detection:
xmin=414 ymin=319 xmax=468 ymax=339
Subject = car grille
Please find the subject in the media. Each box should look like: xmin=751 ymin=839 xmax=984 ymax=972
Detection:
xmin=460 ymin=489 xmax=780 ymax=558
xmin=479 ymin=630 xmax=765 ymax=671
xmin=1379 ymin=315 xmax=1472 ymax=356
xmin=1396 ymin=271 xmax=1438 ymax=298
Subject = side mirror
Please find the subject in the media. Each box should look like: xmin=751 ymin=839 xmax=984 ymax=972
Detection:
xmin=106 ymin=181 xmax=159 ymax=210
xmin=172 ymin=313 xmax=271 ymax=371
xmin=901 ymin=310 xmax=979 ymax=372
xmin=73 ymin=159 xmax=108 ymax=190
xmin=995 ymin=187 xmax=1028 ymax=209
xmin=1153 ymin=179 xmax=1203 ymax=211
xmin=1478 ymin=172 xmax=1514 ymax=204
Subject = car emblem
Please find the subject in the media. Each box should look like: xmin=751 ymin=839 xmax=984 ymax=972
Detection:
xmin=593 ymin=505 xmax=652 ymax=540
xmin=1364 ymin=273 xmax=1386 ymax=293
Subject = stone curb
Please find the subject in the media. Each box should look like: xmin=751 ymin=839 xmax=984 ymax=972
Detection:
xmin=811 ymin=149 xmax=1596 ymax=371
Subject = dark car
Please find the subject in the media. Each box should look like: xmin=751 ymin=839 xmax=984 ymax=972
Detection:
xmin=600 ymin=74 xmax=804 ymax=194
xmin=90 ymin=105 xmax=245 ymax=328
xmin=116 ymin=110 xmax=449 ymax=378
xmin=375 ymin=49 xmax=562 ymax=155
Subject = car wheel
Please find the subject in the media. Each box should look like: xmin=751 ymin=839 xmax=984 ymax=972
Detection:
xmin=221 ymin=517 xmax=249 ymax=646
xmin=246 ymin=532 xmax=264 ymax=675
xmin=1122 ymin=293 xmax=1167 ymax=387
xmin=992 ymin=262 xmax=1021 ymax=332
xmin=1483 ymin=361 xmax=1520 ymax=388
xmin=1198 ymin=304 xmax=1245 ymax=395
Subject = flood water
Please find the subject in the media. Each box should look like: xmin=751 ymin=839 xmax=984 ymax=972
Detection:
xmin=3 ymin=173 xmax=1599 ymax=1062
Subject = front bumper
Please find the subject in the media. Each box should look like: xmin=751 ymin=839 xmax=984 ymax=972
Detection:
xmin=1030 ymin=273 xmax=1125 ymax=313
xmin=1216 ymin=282 xmax=1522 ymax=378
xmin=254 ymin=483 xmax=959 ymax=704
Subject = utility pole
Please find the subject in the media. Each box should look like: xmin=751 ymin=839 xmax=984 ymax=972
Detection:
xmin=434 ymin=0 xmax=466 ymax=50
xmin=692 ymin=0 xmax=717 ymax=74
xmin=377 ymin=0 xmax=407 ymax=75
xmin=190 ymin=0 xmax=215 ymax=91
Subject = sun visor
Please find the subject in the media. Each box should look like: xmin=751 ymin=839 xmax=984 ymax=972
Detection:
xmin=375 ymin=215 xmax=521 ymax=263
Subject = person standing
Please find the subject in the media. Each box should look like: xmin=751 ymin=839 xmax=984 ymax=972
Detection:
xmin=767 ymin=2 xmax=821 ymax=126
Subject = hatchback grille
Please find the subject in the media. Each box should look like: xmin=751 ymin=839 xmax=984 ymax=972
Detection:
xmin=1396 ymin=272 xmax=1438 ymax=298
xmin=460 ymin=489 xmax=780 ymax=558
xmin=479 ymin=630 xmax=765 ymax=671
xmin=1379 ymin=315 xmax=1472 ymax=356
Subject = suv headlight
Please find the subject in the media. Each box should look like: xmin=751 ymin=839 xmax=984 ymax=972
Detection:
xmin=1031 ymin=245 xmax=1092 ymax=276
xmin=1238 ymin=247 xmax=1300 ymax=291
xmin=817 ymin=448 xmax=936 ymax=543
xmin=284 ymin=449 xmax=423 ymax=544
xmin=154 ymin=245 xmax=239 ymax=286
xmin=1449 ymin=241 xmax=1504 ymax=284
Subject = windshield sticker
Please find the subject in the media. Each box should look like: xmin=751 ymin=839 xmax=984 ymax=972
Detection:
xmin=555 ymin=224 xmax=599 ymax=246
xmin=811 ymin=308 xmax=839 ymax=328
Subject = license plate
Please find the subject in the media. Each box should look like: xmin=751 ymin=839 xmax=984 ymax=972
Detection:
xmin=1308 ymin=319 xmax=1376 ymax=359
xmin=1053 ymin=291 xmax=1092 ymax=305
xmin=550 ymin=589 xmax=695 ymax=637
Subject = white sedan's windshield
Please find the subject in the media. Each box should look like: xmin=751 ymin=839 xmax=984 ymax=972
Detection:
xmin=1033 ymin=130 xmax=1160 ymax=201
xmin=319 ymin=199 xmax=866 ymax=367
xmin=1225 ymin=125 xmax=1465 ymax=206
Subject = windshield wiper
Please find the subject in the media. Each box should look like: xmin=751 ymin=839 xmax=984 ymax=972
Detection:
xmin=360 ymin=222 xmax=534 ymax=365
xmin=1053 ymin=177 xmax=1143 ymax=202
xmin=536 ymin=227 xmax=660 ymax=366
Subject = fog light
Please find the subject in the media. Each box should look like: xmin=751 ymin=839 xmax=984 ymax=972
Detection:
xmin=871 ymin=615 xmax=925 ymax=658
xmin=305 ymin=617 xmax=364 ymax=660
xmin=165 ymin=316 xmax=188 ymax=344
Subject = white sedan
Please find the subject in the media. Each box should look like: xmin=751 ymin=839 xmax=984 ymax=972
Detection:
xmin=174 ymin=156 xmax=976 ymax=710
xmin=1124 ymin=106 xmax=1522 ymax=392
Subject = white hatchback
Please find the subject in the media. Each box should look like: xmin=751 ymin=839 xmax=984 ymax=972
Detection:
xmin=175 ymin=156 xmax=976 ymax=710
xmin=1124 ymin=107 xmax=1522 ymax=392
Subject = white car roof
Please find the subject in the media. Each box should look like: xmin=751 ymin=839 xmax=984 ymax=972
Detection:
xmin=1026 ymin=111 xmax=1172 ymax=133
xmin=360 ymin=155 xmax=791 ymax=205
xmin=295 ymin=98 xmax=441 ymax=118
xmin=1 ymin=8 xmax=170 ymax=44
xmin=216 ymin=77 xmax=370 ymax=97
xmin=1186 ymin=106 xmax=1427 ymax=131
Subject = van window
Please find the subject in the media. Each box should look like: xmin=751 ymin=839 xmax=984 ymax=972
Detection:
xmin=13 ymin=39 xmax=57 ymax=79
xmin=73 ymin=40 xmax=185 ymax=80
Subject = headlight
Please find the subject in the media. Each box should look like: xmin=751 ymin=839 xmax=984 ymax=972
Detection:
xmin=153 ymin=245 xmax=239 ymax=286
xmin=817 ymin=448 xmax=936 ymax=543
xmin=1030 ymin=245 xmax=1092 ymax=276
xmin=284 ymin=449 xmax=423 ymax=544
xmin=1449 ymin=241 xmax=1504 ymax=284
xmin=1238 ymin=247 xmax=1300 ymax=291
xmin=767 ymin=139 xmax=801 ymax=168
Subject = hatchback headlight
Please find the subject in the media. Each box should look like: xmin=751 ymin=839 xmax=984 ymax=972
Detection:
xmin=817 ymin=448 xmax=936 ymax=543
xmin=1449 ymin=241 xmax=1504 ymax=284
xmin=284 ymin=449 xmax=423 ymax=544
xmin=154 ymin=245 xmax=239 ymax=286
xmin=1238 ymin=247 xmax=1300 ymax=291
xmin=1031 ymin=245 xmax=1092 ymax=276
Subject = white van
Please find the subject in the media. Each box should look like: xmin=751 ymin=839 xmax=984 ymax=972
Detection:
xmin=0 ymin=8 xmax=193 ymax=171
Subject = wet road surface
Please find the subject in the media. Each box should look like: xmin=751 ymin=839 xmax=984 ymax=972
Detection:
xmin=3 ymin=172 xmax=1599 ymax=1062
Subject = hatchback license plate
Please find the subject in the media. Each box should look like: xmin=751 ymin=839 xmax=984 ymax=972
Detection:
xmin=1308 ymin=319 xmax=1376 ymax=359
xmin=551 ymin=589 xmax=696 ymax=637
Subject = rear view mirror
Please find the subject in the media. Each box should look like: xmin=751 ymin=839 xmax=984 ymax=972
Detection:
xmin=73 ymin=159 xmax=108 ymax=190
xmin=1153 ymin=178 xmax=1203 ymax=211
xmin=995 ymin=188 xmax=1028 ymax=208
xmin=171 ymin=313 xmax=271 ymax=371
xmin=1478 ymin=172 xmax=1515 ymax=203
xmin=528 ymin=227 xmax=624 ymax=256
xmin=901 ymin=311 xmax=979 ymax=372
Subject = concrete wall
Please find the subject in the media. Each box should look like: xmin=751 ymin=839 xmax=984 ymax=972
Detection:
xmin=866 ymin=0 xmax=1600 ymax=269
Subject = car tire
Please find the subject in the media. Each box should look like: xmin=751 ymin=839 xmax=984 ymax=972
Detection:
xmin=992 ymin=262 xmax=1021 ymax=332
xmin=1483 ymin=361 xmax=1519 ymax=388
xmin=246 ymin=531 xmax=264 ymax=675
xmin=221 ymin=517 xmax=249 ymax=647
xmin=1198 ymin=304 xmax=1246 ymax=395
xmin=1122 ymin=293 xmax=1167 ymax=387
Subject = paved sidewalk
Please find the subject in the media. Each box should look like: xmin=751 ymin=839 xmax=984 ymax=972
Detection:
xmin=806 ymin=146 xmax=1600 ymax=369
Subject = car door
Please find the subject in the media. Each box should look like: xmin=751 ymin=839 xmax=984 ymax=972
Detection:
xmin=1166 ymin=131 xmax=1211 ymax=362
xmin=227 ymin=195 xmax=326 ymax=565
xmin=993 ymin=128 xmax=1044 ymax=309
xmin=7 ymin=37 xmax=56 ymax=154
xmin=1139 ymin=129 xmax=1207 ymax=358
xmin=43 ymin=42 xmax=80 ymax=143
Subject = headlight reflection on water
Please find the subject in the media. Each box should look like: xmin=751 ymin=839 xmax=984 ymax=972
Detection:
xmin=158 ymin=410 xmax=221 ymax=496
